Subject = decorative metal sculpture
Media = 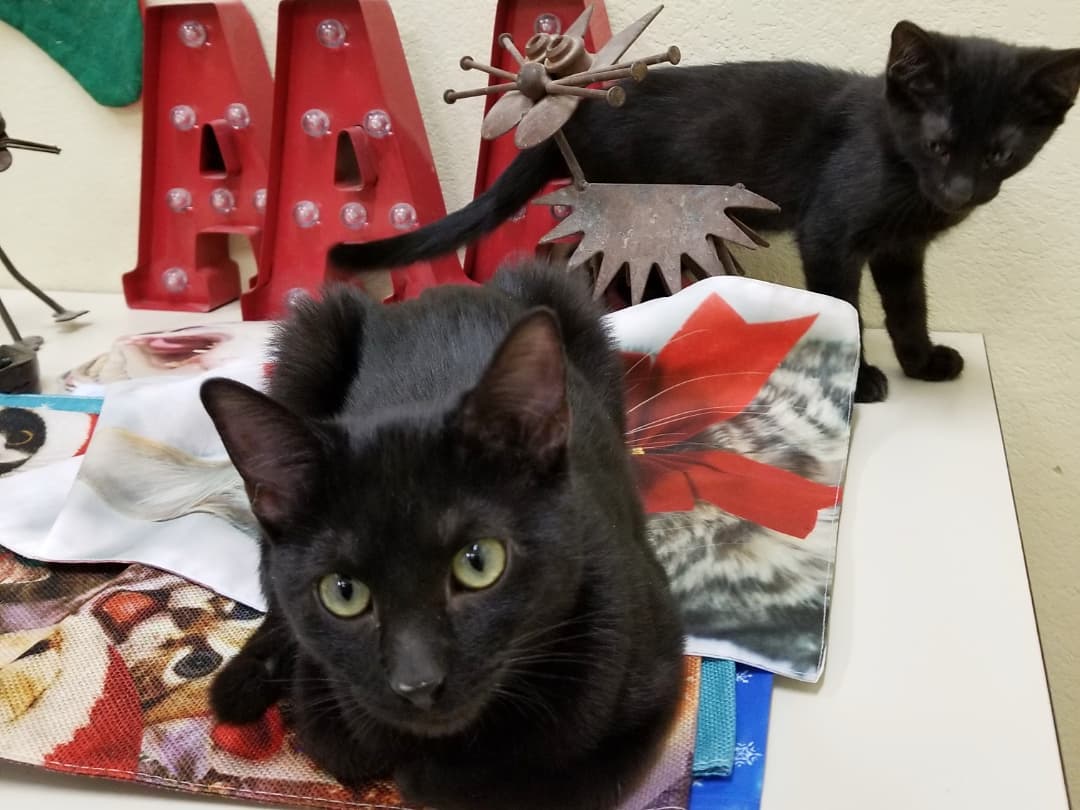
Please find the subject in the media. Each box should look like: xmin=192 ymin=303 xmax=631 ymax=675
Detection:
xmin=444 ymin=4 xmax=780 ymax=304
xmin=1 ymin=111 xmax=88 ymax=393
xmin=537 ymin=182 xmax=777 ymax=303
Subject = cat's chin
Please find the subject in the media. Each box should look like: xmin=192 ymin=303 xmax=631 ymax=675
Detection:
xmin=375 ymin=702 xmax=488 ymax=739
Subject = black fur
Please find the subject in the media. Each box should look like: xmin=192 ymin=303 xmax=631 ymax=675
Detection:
xmin=329 ymin=22 xmax=1080 ymax=403
xmin=201 ymin=262 xmax=684 ymax=810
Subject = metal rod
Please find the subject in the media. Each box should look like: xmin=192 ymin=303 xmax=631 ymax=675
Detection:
xmin=459 ymin=56 xmax=518 ymax=82
xmin=546 ymin=84 xmax=615 ymax=101
xmin=546 ymin=84 xmax=627 ymax=108
xmin=0 ymin=138 xmax=61 ymax=154
xmin=0 ymin=292 xmax=22 ymax=343
xmin=444 ymin=82 xmax=518 ymax=104
xmin=498 ymin=34 xmax=526 ymax=65
xmin=0 ymin=241 xmax=72 ymax=315
xmin=553 ymin=131 xmax=588 ymax=190
xmin=553 ymin=62 xmax=648 ymax=86
xmin=639 ymin=46 xmax=682 ymax=67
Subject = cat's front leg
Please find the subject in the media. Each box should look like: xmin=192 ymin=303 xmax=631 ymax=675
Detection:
xmin=869 ymin=245 xmax=963 ymax=384
xmin=210 ymin=609 xmax=292 ymax=724
xmin=797 ymin=241 xmax=888 ymax=402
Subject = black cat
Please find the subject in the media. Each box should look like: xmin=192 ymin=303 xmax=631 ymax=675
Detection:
xmin=0 ymin=407 xmax=47 ymax=476
xmin=200 ymin=262 xmax=685 ymax=810
xmin=329 ymin=21 xmax=1080 ymax=403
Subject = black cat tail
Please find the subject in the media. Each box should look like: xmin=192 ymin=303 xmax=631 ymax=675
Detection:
xmin=327 ymin=141 xmax=561 ymax=270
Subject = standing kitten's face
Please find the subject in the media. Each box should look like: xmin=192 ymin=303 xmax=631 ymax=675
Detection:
xmin=885 ymin=21 xmax=1080 ymax=213
xmin=203 ymin=311 xmax=583 ymax=738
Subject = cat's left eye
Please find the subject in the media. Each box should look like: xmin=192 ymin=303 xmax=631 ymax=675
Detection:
xmin=317 ymin=574 xmax=371 ymax=618
xmin=987 ymin=148 xmax=1013 ymax=166
xmin=451 ymin=539 xmax=507 ymax=590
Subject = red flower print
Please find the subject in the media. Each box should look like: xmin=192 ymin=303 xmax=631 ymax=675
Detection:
xmin=623 ymin=293 xmax=842 ymax=538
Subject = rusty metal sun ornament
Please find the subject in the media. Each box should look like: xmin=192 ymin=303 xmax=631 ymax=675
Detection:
xmin=445 ymin=4 xmax=779 ymax=304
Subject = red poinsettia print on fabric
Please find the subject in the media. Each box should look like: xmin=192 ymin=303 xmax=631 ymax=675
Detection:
xmin=622 ymin=293 xmax=841 ymax=539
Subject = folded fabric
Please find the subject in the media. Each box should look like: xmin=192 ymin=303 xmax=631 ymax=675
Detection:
xmin=693 ymin=658 xmax=737 ymax=778
xmin=689 ymin=664 xmax=773 ymax=810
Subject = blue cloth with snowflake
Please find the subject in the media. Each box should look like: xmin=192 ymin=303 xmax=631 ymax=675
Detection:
xmin=693 ymin=658 xmax=737 ymax=777
xmin=689 ymin=663 xmax=772 ymax=810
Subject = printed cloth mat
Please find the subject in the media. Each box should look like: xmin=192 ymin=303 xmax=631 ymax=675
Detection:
xmin=0 ymin=546 xmax=702 ymax=809
xmin=0 ymin=275 xmax=857 ymax=806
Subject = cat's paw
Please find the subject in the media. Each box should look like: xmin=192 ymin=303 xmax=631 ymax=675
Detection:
xmin=854 ymin=364 xmax=889 ymax=403
xmin=902 ymin=344 xmax=964 ymax=382
xmin=209 ymin=652 xmax=281 ymax=725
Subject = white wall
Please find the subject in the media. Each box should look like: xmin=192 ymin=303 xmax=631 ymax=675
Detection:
xmin=2 ymin=0 xmax=1078 ymax=790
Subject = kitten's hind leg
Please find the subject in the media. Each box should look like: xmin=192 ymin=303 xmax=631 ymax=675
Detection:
xmin=869 ymin=245 xmax=964 ymax=384
xmin=210 ymin=610 xmax=292 ymax=725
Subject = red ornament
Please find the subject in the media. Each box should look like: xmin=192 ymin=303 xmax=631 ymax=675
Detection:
xmin=124 ymin=1 xmax=273 ymax=312
xmin=211 ymin=704 xmax=286 ymax=761
xmin=463 ymin=0 xmax=612 ymax=282
xmin=241 ymin=0 xmax=469 ymax=320
xmin=624 ymin=293 xmax=841 ymax=538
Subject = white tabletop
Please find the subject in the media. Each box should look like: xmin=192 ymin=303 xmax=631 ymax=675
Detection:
xmin=0 ymin=288 xmax=1068 ymax=809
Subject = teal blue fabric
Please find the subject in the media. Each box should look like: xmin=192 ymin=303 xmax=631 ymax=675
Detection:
xmin=693 ymin=658 xmax=737 ymax=777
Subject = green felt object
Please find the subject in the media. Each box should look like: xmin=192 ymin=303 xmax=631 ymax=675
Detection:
xmin=0 ymin=0 xmax=142 ymax=107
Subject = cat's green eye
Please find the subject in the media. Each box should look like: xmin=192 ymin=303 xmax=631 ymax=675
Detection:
xmin=451 ymin=539 xmax=507 ymax=590
xmin=317 ymin=574 xmax=371 ymax=618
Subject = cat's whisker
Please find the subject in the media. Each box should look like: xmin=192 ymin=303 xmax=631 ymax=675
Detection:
xmin=628 ymin=377 xmax=764 ymax=413
xmin=626 ymin=406 xmax=750 ymax=435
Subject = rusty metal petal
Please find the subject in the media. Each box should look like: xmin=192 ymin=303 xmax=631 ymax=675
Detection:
xmin=481 ymin=91 xmax=534 ymax=140
xmin=564 ymin=5 xmax=595 ymax=39
xmin=591 ymin=5 xmax=665 ymax=70
xmin=514 ymin=94 xmax=580 ymax=149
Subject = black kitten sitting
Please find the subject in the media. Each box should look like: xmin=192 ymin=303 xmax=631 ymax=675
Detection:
xmin=329 ymin=22 xmax=1080 ymax=403
xmin=200 ymin=262 xmax=684 ymax=810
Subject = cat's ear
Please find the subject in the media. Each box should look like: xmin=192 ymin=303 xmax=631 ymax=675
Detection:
xmin=887 ymin=21 xmax=945 ymax=98
xmin=457 ymin=308 xmax=570 ymax=472
xmin=1025 ymin=49 xmax=1080 ymax=116
xmin=200 ymin=378 xmax=322 ymax=534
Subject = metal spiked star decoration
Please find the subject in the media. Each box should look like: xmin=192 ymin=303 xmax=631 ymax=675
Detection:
xmin=536 ymin=183 xmax=779 ymax=303
xmin=444 ymin=4 xmax=781 ymax=304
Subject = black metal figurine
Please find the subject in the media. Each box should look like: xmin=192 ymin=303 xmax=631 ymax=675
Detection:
xmin=1 ymin=111 xmax=88 ymax=393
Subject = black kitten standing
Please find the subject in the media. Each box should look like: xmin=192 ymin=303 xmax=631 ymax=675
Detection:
xmin=200 ymin=263 xmax=684 ymax=810
xmin=330 ymin=22 xmax=1080 ymax=403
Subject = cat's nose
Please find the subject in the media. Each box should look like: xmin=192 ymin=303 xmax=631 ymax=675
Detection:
xmin=391 ymin=677 xmax=444 ymax=710
xmin=940 ymin=177 xmax=974 ymax=209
